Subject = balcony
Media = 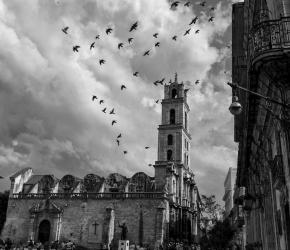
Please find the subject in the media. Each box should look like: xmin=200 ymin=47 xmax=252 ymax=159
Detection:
xmin=249 ymin=16 xmax=290 ymax=67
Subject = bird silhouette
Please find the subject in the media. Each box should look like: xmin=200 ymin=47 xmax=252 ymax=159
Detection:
xmin=153 ymin=33 xmax=158 ymax=38
xmin=118 ymin=43 xmax=124 ymax=49
xmin=172 ymin=35 xmax=177 ymax=41
xmin=121 ymin=85 xmax=127 ymax=90
xmin=143 ymin=50 xmax=150 ymax=56
xmin=153 ymin=81 xmax=159 ymax=86
xmin=117 ymin=133 xmax=122 ymax=138
xmin=99 ymin=100 xmax=104 ymax=104
xmin=123 ymin=150 xmax=128 ymax=154
xmin=148 ymin=164 xmax=152 ymax=166
xmin=210 ymin=7 xmax=215 ymax=11
xmin=184 ymin=28 xmax=191 ymax=36
xmin=200 ymin=1 xmax=206 ymax=7
xmin=170 ymin=1 xmax=180 ymax=9
xmin=195 ymin=29 xmax=200 ymax=34
xmin=112 ymin=120 xmax=117 ymax=126
xmin=133 ymin=72 xmax=139 ymax=77
xmin=155 ymin=100 xmax=159 ymax=104
xmin=73 ymin=45 xmax=80 ymax=52
xmin=155 ymin=42 xmax=160 ymax=47
xmin=208 ymin=16 xmax=214 ymax=22
xmin=129 ymin=21 xmax=138 ymax=32
xmin=116 ymin=139 xmax=120 ymax=146
xmin=184 ymin=1 xmax=190 ymax=7
xmin=106 ymin=28 xmax=113 ymax=35
xmin=195 ymin=80 xmax=200 ymax=85
xmin=102 ymin=108 xmax=107 ymax=113
xmin=110 ymin=108 xmax=115 ymax=114
xmin=92 ymin=95 xmax=98 ymax=101
xmin=128 ymin=38 xmax=134 ymax=44
xmin=145 ymin=146 xmax=150 ymax=149
xmin=95 ymin=35 xmax=100 ymax=39
xmin=99 ymin=59 xmax=105 ymax=65
xmin=62 ymin=27 xmax=69 ymax=34
xmin=189 ymin=17 xmax=198 ymax=25
xmin=90 ymin=42 xmax=95 ymax=50
xmin=159 ymin=78 xmax=165 ymax=85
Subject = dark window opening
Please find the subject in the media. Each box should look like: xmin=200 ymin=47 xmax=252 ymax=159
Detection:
xmin=185 ymin=112 xmax=188 ymax=130
xmin=170 ymin=109 xmax=175 ymax=124
xmin=168 ymin=134 xmax=173 ymax=145
xmin=167 ymin=150 xmax=173 ymax=161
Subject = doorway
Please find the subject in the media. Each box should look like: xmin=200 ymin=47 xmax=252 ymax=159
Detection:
xmin=38 ymin=220 xmax=51 ymax=244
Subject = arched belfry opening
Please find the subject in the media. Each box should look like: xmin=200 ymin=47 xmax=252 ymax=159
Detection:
xmin=167 ymin=150 xmax=173 ymax=161
xmin=172 ymin=89 xmax=178 ymax=98
xmin=38 ymin=220 xmax=51 ymax=244
xmin=168 ymin=134 xmax=173 ymax=145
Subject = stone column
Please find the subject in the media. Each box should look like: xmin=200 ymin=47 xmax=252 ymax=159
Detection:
xmin=102 ymin=207 xmax=115 ymax=248
xmin=155 ymin=206 xmax=165 ymax=247
xmin=27 ymin=214 xmax=37 ymax=241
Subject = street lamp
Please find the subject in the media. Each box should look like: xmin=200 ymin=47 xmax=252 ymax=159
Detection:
xmin=227 ymin=82 xmax=290 ymax=115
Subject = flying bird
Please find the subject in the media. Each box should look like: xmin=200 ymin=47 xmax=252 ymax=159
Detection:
xmin=73 ymin=45 xmax=80 ymax=52
xmin=99 ymin=100 xmax=104 ymax=104
xmin=90 ymin=42 xmax=95 ymax=50
xmin=143 ymin=50 xmax=150 ymax=56
xmin=102 ymin=108 xmax=107 ymax=113
xmin=109 ymin=108 xmax=115 ymax=114
xmin=133 ymin=72 xmax=139 ymax=77
xmin=106 ymin=27 xmax=113 ymax=35
xmin=189 ymin=17 xmax=198 ymax=25
xmin=155 ymin=42 xmax=160 ymax=47
xmin=129 ymin=21 xmax=138 ymax=32
xmin=118 ymin=43 xmax=124 ymax=49
xmin=148 ymin=164 xmax=152 ymax=167
xmin=172 ymin=35 xmax=177 ymax=41
xmin=210 ymin=7 xmax=215 ymax=11
xmin=200 ymin=1 xmax=206 ymax=7
xmin=195 ymin=29 xmax=200 ymax=34
xmin=123 ymin=151 xmax=128 ymax=154
xmin=145 ymin=146 xmax=150 ymax=149
xmin=95 ymin=35 xmax=100 ymax=39
xmin=195 ymin=80 xmax=200 ymax=85
xmin=184 ymin=1 xmax=191 ymax=7
xmin=170 ymin=1 xmax=180 ymax=9
xmin=92 ymin=95 xmax=98 ymax=101
xmin=184 ymin=28 xmax=191 ymax=36
xmin=155 ymin=100 xmax=159 ymax=104
xmin=117 ymin=133 xmax=122 ymax=138
xmin=116 ymin=140 xmax=120 ymax=146
xmin=208 ymin=16 xmax=214 ymax=22
xmin=153 ymin=33 xmax=158 ymax=38
xmin=62 ymin=26 xmax=69 ymax=34
xmin=128 ymin=38 xmax=133 ymax=44
xmin=121 ymin=84 xmax=127 ymax=90
xmin=159 ymin=78 xmax=165 ymax=85
xmin=112 ymin=120 xmax=117 ymax=126
xmin=153 ymin=81 xmax=159 ymax=86
xmin=99 ymin=59 xmax=105 ymax=65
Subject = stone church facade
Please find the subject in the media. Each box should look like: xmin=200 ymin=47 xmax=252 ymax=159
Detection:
xmin=1 ymin=75 xmax=201 ymax=249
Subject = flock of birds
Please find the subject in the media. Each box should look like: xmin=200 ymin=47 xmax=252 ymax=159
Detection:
xmin=61 ymin=0 xmax=218 ymax=162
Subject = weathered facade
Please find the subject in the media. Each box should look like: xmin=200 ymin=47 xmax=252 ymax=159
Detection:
xmin=232 ymin=1 xmax=290 ymax=249
xmin=1 ymin=75 xmax=201 ymax=249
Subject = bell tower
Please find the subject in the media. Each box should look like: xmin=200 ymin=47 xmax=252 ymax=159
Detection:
xmin=154 ymin=73 xmax=192 ymax=190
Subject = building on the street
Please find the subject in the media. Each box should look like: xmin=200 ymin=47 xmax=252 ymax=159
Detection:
xmin=1 ymin=75 xmax=202 ymax=249
xmin=223 ymin=167 xmax=237 ymax=218
xmin=231 ymin=0 xmax=290 ymax=249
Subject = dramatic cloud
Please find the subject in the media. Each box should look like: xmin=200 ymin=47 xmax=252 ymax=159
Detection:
xmin=0 ymin=0 xmax=236 ymax=203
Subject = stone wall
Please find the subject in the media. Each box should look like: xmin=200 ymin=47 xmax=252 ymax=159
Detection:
xmin=1 ymin=197 xmax=169 ymax=249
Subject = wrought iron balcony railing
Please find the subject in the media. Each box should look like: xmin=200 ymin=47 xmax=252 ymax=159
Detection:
xmin=11 ymin=192 xmax=167 ymax=200
xmin=249 ymin=16 xmax=290 ymax=65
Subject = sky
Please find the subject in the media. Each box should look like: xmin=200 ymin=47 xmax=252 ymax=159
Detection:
xmin=0 ymin=0 xmax=238 ymax=204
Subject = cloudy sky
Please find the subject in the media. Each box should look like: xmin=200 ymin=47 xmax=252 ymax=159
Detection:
xmin=0 ymin=0 xmax=238 ymax=203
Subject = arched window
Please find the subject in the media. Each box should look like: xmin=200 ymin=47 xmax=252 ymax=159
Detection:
xmin=185 ymin=112 xmax=188 ymax=130
xmin=170 ymin=109 xmax=175 ymax=124
xmin=168 ymin=134 xmax=173 ymax=145
xmin=167 ymin=150 xmax=173 ymax=161
xmin=172 ymin=89 xmax=177 ymax=98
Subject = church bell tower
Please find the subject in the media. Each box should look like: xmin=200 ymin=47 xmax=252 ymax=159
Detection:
xmin=154 ymin=73 xmax=192 ymax=191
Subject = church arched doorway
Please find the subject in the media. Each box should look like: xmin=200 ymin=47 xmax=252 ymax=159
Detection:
xmin=38 ymin=220 xmax=51 ymax=244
